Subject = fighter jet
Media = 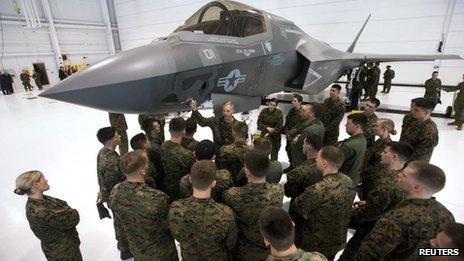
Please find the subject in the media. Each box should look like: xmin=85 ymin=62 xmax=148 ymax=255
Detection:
xmin=40 ymin=0 xmax=462 ymax=113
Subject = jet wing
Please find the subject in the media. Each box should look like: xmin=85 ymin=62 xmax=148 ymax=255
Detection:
xmin=349 ymin=53 xmax=462 ymax=63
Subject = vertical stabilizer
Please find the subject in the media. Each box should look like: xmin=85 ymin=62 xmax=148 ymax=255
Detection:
xmin=346 ymin=14 xmax=371 ymax=53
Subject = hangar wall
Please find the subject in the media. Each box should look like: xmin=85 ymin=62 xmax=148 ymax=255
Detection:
xmin=113 ymin=0 xmax=464 ymax=85
xmin=0 ymin=0 xmax=117 ymax=89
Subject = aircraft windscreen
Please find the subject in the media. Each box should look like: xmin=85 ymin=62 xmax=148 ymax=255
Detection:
xmin=174 ymin=1 xmax=266 ymax=37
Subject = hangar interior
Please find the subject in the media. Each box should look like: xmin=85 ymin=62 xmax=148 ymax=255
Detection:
xmin=0 ymin=0 xmax=463 ymax=260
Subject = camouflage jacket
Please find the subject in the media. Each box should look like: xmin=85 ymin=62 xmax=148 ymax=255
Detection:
xmin=362 ymin=137 xmax=391 ymax=171
xmin=363 ymin=113 xmax=378 ymax=148
xmin=444 ymin=81 xmax=464 ymax=109
xmin=139 ymin=113 xmax=166 ymax=144
xmin=258 ymin=107 xmax=284 ymax=136
xmin=109 ymin=182 xmax=177 ymax=260
xmin=168 ymin=197 xmax=238 ymax=261
xmin=291 ymin=172 xmax=355 ymax=257
xmin=218 ymin=140 xmax=250 ymax=183
xmin=160 ymin=141 xmax=196 ymax=200
xmin=179 ymin=169 xmax=234 ymax=203
xmin=321 ymin=97 xmax=345 ymax=136
xmin=223 ymin=183 xmax=284 ymax=260
xmin=26 ymin=195 xmax=82 ymax=261
xmin=354 ymin=180 xmax=405 ymax=224
xmin=367 ymin=66 xmax=380 ymax=86
xmin=284 ymin=159 xmax=322 ymax=199
xmin=266 ymin=249 xmax=328 ymax=261
xmin=400 ymin=113 xmax=415 ymax=141
xmin=399 ymin=118 xmax=438 ymax=162
xmin=291 ymin=118 xmax=325 ymax=167
xmin=338 ymin=133 xmax=367 ymax=185
xmin=191 ymin=110 xmax=236 ymax=148
xmin=182 ymin=136 xmax=200 ymax=152
xmin=424 ymin=78 xmax=442 ymax=101
xmin=284 ymin=107 xmax=303 ymax=134
xmin=108 ymin=113 xmax=127 ymax=130
xmin=97 ymin=147 xmax=125 ymax=202
xmin=355 ymin=198 xmax=454 ymax=260
xmin=383 ymin=69 xmax=395 ymax=81
xmin=360 ymin=167 xmax=400 ymax=201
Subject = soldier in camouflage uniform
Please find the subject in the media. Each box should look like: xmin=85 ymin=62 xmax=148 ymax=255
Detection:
xmin=96 ymin=126 xmax=131 ymax=258
xmin=340 ymin=142 xmax=412 ymax=259
xmin=289 ymin=104 xmax=325 ymax=168
xmin=218 ymin=121 xmax=250 ymax=185
xmin=130 ymin=133 xmax=158 ymax=188
xmin=285 ymin=135 xmax=323 ymax=199
xmin=109 ymin=113 xmax=128 ymax=155
xmin=361 ymin=63 xmax=374 ymax=101
xmin=141 ymin=118 xmax=164 ymax=185
xmin=363 ymin=98 xmax=379 ymax=148
xmin=260 ymin=207 xmax=328 ymax=261
xmin=284 ymin=94 xmax=303 ymax=170
xmin=321 ymin=84 xmax=346 ymax=145
xmin=399 ymin=97 xmax=422 ymax=142
xmin=160 ymin=117 xmax=196 ymax=200
xmin=182 ymin=117 xmax=200 ymax=151
xmin=109 ymin=151 xmax=177 ymax=260
xmin=359 ymin=118 xmax=396 ymax=196
xmin=257 ymin=98 xmax=284 ymax=161
xmin=138 ymin=113 xmax=165 ymax=145
xmin=337 ymin=113 xmax=368 ymax=186
xmin=190 ymin=99 xmax=237 ymax=149
xmin=223 ymin=150 xmax=284 ymax=260
xmin=291 ymin=146 xmax=355 ymax=259
xmin=424 ymin=71 xmax=442 ymax=103
xmin=444 ymin=74 xmax=464 ymax=130
xmin=381 ymin=65 xmax=395 ymax=93
xmin=169 ymin=160 xmax=238 ymax=260
xmin=354 ymin=162 xmax=455 ymax=260
xmin=399 ymin=98 xmax=439 ymax=162
xmin=179 ymin=140 xmax=233 ymax=202
xmin=15 ymin=171 xmax=82 ymax=261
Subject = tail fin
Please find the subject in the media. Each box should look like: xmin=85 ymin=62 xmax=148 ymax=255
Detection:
xmin=346 ymin=14 xmax=371 ymax=53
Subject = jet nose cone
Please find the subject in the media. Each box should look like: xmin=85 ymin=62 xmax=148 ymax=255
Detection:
xmin=40 ymin=42 xmax=174 ymax=113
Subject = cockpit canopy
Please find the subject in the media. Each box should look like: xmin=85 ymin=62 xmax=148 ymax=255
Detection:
xmin=174 ymin=1 xmax=266 ymax=37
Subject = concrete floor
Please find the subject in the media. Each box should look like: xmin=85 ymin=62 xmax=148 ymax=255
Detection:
xmin=0 ymin=87 xmax=462 ymax=260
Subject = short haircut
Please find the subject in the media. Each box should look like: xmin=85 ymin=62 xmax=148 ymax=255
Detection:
xmin=319 ymin=146 xmax=344 ymax=169
xmin=169 ymin=117 xmax=186 ymax=133
xmin=386 ymin=142 xmax=413 ymax=163
xmin=386 ymin=65 xmax=391 ymax=68
xmin=223 ymin=100 xmax=234 ymax=109
xmin=253 ymin=137 xmax=272 ymax=156
xmin=244 ymin=149 xmax=269 ymax=178
xmin=411 ymin=97 xmax=423 ymax=106
xmin=347 ymin=113 xmax=368 ymax=130
xmin=195 ymin=140 xmax=216 ymax=160
xmin=440 ymin=222 xmax=464 ymax=252
xmin=432 ymin=71 xmax=439 ymax=75
xmin=233 ymin=121 xmax=248 ymax=138
xmin=268 ymin=98 xmax=278 ymax=105
xmin=97 ymin=126 xmax=117 ymax=144
xmin=304 ymin=134 xmax=323 ymax=151
xmin=141 ymin=118 xmax=156 ymax=133
xmin=409 ymin=161 xmax=446 ymax=193
xmin=120 ymin=150 xmax=148 ymax=175
xmin=293 ymin=93 xmax=303 ymax=103
xmin=130 ymin=133 xmax=148 ymax=150
xmin=369 ymin=98 xmax=380 ymax=108
xmin=331 ymin=84 xmax=342 ymax=91
xmin=415 ymin=98 xmax=436 ymax=111
xmin=185 ymin=117 xmax=197 ymax=136
xmin=190 ymin=160 xmax=217 ymax=190
xmin=259 ymin=206 xmax=294 ymax=251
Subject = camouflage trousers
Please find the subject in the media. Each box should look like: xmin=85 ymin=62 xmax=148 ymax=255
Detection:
xmin=454 ymin=103 xmax=463 ymax=126
xmin=382 ymin=80 xmax=392 ymax=93
xmin=267 ymin=134 xmax=281 ymax=161
xmin=116 ymin=128 xmax=128 ymax=155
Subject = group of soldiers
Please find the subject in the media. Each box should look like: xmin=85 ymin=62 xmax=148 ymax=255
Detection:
xmin=19 ymin=70 xmax=43 ymax=92
xmin=14 ymin=73 xmax=464 ymax=261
